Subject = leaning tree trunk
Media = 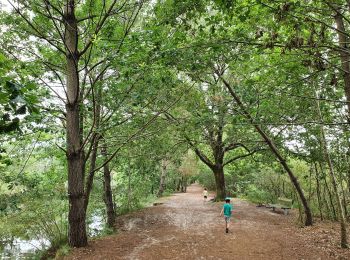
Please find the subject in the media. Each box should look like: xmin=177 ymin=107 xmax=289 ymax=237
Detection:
xmin=221 ymin=77 xmax=313 ymax=226
xmin=101 ymin=139 xmax=116 ymax=229
xmin=65 ymin=0 xmax=87 ymax=247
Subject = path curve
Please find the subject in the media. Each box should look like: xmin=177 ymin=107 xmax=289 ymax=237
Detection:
xmin=65 ymin=184 xmax=350 ymax=260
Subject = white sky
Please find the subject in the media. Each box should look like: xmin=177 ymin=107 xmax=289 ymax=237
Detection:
xmin=0 ymin=0 xmax=11 ymax=11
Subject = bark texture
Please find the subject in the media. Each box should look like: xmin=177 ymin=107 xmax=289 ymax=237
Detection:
xmin=65 ymin=0 xmax=87 ymax=247
xmin=334 ymin=13 xmax=350 ymax=123
xmin=158 ymin=159 xmax=167 ymax=197
xmin=315 ymin=88 xmax=348 ymax=248
xmin=101 ymin=140 xmax=116 ymax=228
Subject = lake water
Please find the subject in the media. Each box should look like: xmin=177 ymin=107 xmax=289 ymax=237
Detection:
xmin=0 ymin=214 xmax=105 ymax=259
xmin=0 ymin=238 xmax=50 ymax=259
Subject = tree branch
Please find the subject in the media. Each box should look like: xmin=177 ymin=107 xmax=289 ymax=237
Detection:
xmin=223 ymin=149 xmax=262 ymax=166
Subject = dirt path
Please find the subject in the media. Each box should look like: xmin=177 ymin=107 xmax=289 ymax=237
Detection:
xmin=65 ymin=184 xmax=350 ymax=260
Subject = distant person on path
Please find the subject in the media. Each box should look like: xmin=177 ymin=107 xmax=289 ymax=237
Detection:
xmin=203 ymin=188 xmax=209 ymax=202
xmin=220 ymin=197 xmax=233 ymax=233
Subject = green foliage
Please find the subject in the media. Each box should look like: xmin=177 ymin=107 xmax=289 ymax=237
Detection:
xmin=245 ymin=185 xmax=272 ymax=204
xmin=54 ymin=244 xmax=71 ymax=258
xmin=0 ymin=197 xmax=68 ymax=248
xmin=196 ymin=166 xmax=216 ymax=190
xmin=0 ymin=52 xmax=41 ymax=134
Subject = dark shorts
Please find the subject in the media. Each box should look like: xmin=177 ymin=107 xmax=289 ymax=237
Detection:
xmin=224 ymin=216 xmax=231 ymax=222
xmin=204 ymin=196 xmax=207 ymax=199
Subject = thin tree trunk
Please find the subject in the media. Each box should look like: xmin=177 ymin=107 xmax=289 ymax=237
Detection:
xmin=127 ymin=166 xmax=131 ymax=211
xmin=177 ymin=178 xmax=181 ymax=192
xmin=315 ymin=90 xmax=348 ymax=248
xmin=221 ymin=77 xmax=313 ymax=226
xmin=101 ymin=139 xmax=116 ymax=229
xmin=320 ymin=127 xmax=348 ymax=248
xmin=340 ymin=179 xmax=348 ymax=218
xmin=84 ymin=80 xmax=102 ymax=212
xmin=323 ymin=185 xmax=332 ymax=220
xmin=334 ymin=13 xmax=350 ymax=123
xmin=320 ymin=162 xmax=338 ymax=220
xmin=65 ymin=0 xmax=87 ymax=247
xmin=158 ymin=159 xmax=167 ymax=197
xmin=308 ymin=166 xmax=312 ymax=202
xmin=183 ymin=177 xmax=187 ymax=192
xmin=314 ymin=163 xmax=324 ymax=220
xmin=181 ymin=176 xmax=185 ymax=192
xmin=84 ymin=134 xmax=99 ymax=212
xmin=335 ymin=11 xmax=350 ymax=221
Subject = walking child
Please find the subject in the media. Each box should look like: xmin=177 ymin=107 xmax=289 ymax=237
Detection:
xmin=203 ymin=188 xmax=208 ymax=202
xmin=220 ymin=197 xmax=233 ymax=233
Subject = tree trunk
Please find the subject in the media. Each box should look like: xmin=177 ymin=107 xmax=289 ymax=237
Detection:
xmin=323 ymin=185 xmax=333 ymax=220
xmin=157 ymin=159 xmax=167 ymax=197
xmin=177 ymin=178 xmax=181 ymax=192
xmin=334 ymin=13 xmax=350 ymax=123
xmin=180 ymin=176 xmax=185 ymax=192
xmin=221 ymin=77 xmax=313 ymax=226
xmin=213 ymin=166 xmax=226 ymax=200
xmin=84 ymin=80 xmax=102 ymax=212
xmin=127 ymin=166 xmax=131 ymax=210
xmin=84 ymin=134 xmax=100 ymax=212
xmin=181 ymin=176 xmax=188 ymax=192
xmin=314 ymin=163 xmax=324 ymax=220
xmin=340 ymin=179 xmax=348 ymax=218
xmin=308 ymin=166 xmax=312 ymax=202
xmin=101 ymin=140 xmax=116 ymax=229
xmin=320 ymin=162 xmax=337 ymax=220
xmin=65 ymin=0 xmax=87 ymax=247
xmin=315 ymin=88 xmax=348 ymax=248
xmin=320 ymin=126 xmax=348 ymax=248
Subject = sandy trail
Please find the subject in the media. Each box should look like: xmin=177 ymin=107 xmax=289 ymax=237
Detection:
xmin=65 ymin=184 xmax=350 ymax=260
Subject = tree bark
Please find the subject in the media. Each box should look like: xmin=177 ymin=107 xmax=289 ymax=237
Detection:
xmin=340 ymin=179 xmax=348 ymax=218
xmin=177 ymin=178 xmax=181 ymax=192
xmin=213 ymin=166 xmax=226 ymax=200
xmin=314 ymin=163 xmax=324 ymax=220
xmin=84 ymin=134 xmax=100 ymax=212
xmin=65 ymin=0 xmax=87 ymax=247
xmin=220 ymin=77 xmax=313 ymax=226
xmin=334 ymin=12 xmax=350 ymax=123
xmin=84 ymin=80 xmax=102 ymax=212
xmin=316 ymin=92 xmax=349 ymax=248
xmin=320 ymin=127 xmax=348 ymax=248
xmin=157 ymin=159 xmax=167 ymax=197
xmin=319 ymin=162 xmax=338 ymax=220
xmin=101 ymin=139 xmax=116 ymax=229
xmin=181 ymin=176 xmax=185 ymax=192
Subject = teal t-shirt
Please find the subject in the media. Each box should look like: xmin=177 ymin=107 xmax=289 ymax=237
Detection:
xmin=223 ymin=203 xmax=232 ymax=217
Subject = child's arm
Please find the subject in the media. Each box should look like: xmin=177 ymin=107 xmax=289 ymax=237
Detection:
xmin=220 ymin=208 xmax=223 ymax=216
